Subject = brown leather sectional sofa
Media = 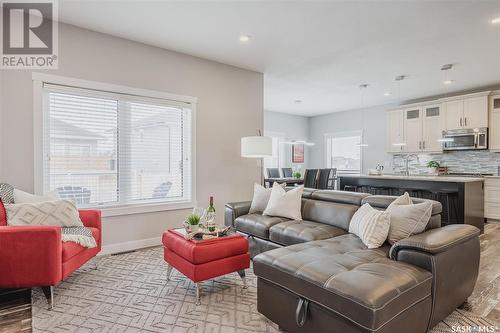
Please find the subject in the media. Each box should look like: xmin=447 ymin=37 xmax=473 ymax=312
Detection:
xmin=225 ymin=189 xmax=480 ymax=333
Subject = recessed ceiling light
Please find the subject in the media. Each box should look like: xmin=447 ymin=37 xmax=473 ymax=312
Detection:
xmin=294 ymin=99 xmax=302 ymax=104
xmin=384 ymin=92 xmax=392 ymax=96
xmin=239 ymin=35 xmax=251 ymax=42
xmin=395 ymin=75 xmax=406 ymax=81
xmin=443 ymin=80 xmax=454 ymax=85
xmin=491 ymin=17 xmax=500 ymax=24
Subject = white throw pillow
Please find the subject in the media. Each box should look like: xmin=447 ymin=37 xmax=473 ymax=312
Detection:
xmin=13 ymin=188 xmax=59 ymax=203
xmin=388 ymin=192 xmax=412 ymax=207
xmin=349 ymin=203 xmax=391 ymax=249
xmin=249 ymin=183 xmax=272 ymax=213
xmin=263 ymin=183 xmax=303 ymax=220
xmin=386 ymin=192 xmax=432 ymax=244
xmin=249 ymin=183 xmax=286 ymax=214
xmin=6 ymin=199 xmax=84 ymax=227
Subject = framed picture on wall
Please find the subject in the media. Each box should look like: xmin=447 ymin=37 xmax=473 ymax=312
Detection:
xmin=292 ymin=144 xmax=304 ymax=163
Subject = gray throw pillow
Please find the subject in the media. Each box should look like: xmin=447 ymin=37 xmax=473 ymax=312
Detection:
xmin=0 ymin=183 xmax=14 ymax=204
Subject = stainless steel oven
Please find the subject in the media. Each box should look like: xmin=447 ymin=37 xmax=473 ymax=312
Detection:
xmin=442 ymin=127 xmax=488 ymax=151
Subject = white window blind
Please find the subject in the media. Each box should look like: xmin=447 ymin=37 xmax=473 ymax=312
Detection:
xmin=42 ymin=83 xmax=192 ymax=208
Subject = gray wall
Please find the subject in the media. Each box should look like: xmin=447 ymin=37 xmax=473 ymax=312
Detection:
xmin=308 ymin=106 xmax=393 ymax=174
xmin=0 ymin=23 xmax=263 ymax=253
xmin=264 ymin=111 xmax=310 ymax=169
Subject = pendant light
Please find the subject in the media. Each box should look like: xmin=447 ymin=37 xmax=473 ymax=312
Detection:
xmin=357 ymin=84 xmax=369 ymax=147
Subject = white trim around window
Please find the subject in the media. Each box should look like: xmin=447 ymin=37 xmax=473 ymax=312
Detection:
xmin=33 ymin=73 xmax=197 ymax=216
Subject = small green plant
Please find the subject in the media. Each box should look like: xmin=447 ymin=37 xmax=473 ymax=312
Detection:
xmin=187 ymin=213 xmax=201 ymax=225
xmin=292 ymin=171 xmax=302 ymax=179
xmin=427 ymin=161 xmax=440 ymax=168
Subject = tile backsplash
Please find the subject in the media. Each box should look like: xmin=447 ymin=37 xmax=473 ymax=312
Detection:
xmin=392 ymin=151 xmax=500 ymax=175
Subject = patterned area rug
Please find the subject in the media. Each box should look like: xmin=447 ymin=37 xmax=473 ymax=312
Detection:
xmin=33 ymin=246 xmax=499 ymax=333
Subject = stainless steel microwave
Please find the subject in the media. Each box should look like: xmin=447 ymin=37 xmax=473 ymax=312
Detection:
xmin=442 ymin=128 xmax=488 ymax=151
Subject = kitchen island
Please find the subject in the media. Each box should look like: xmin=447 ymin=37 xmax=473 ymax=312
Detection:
xmin=339 ymin=174 xmax=484 ymax=232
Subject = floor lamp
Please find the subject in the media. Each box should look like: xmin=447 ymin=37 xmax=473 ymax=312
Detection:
xmin=241 ymin=133 xmax=272 ymax=186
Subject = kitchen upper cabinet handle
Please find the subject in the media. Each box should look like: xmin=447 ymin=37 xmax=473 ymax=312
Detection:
xmin=460 ymin=118 xmax=462 ymax=127
xmin=465 ymin=117 xmax=467 ymax=126
xmin=423 ymin=141 xmax=425 ymax=149
xmin=419 ymin=141 xmax=422 ymax=149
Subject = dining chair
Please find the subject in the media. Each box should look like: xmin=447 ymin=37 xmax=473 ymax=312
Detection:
xmin=328 ymin=168 xmax=337 ymax=189
xmin=316 ymin=169 xmax=332 ymax=189
xmin=267 ymin=168 xmax=281 ymax=178
xmin=303 ymin=169 xmax=319 ymax=188
xmin=281 ymin=168 xmax=293 ymax=178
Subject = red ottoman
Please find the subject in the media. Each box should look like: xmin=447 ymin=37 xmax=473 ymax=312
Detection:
xmin=162 ymin=228 xmax=250 ymax=305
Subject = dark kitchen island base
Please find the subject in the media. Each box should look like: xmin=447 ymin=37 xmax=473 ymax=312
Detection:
xmin=339 ymin=175 xmax=484 ymax=233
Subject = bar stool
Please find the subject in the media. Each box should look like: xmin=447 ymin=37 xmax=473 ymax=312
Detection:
xmin=437 ymin=190 xmax=460 ymax=225
xmin=343 ymin=185 xmax=359 ymax=192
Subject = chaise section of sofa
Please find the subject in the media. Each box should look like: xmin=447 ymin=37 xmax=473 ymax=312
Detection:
xmin=226 ymin=189 xmax=480 ymax=332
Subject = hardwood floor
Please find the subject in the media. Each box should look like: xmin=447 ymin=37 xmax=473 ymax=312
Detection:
xmin=0 ymin=288 xmax=32 ymax=333
xmin=462 ymin=222 xmax=500 ymax=323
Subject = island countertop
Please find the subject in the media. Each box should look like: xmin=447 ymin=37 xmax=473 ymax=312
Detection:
xmin=339 ymin=174 xmax=484 ymax=183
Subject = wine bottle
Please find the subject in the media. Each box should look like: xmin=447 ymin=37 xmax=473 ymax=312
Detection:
xmin=207 ymin=196 xmax=215 ymax=213
xmin=207 ymin=196 xmax=216 ymax=232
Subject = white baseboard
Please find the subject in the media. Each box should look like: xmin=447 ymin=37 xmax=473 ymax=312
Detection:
xmin=99 ymin=237 xmax=162 ymax=256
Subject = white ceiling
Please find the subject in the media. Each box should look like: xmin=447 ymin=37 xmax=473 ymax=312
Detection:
xmin=58 ymin=1 xmax=500 ymax=116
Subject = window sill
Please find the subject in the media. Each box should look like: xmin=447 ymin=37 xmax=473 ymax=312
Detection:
xmin=96 ymin=201 xmax=195 ymax=217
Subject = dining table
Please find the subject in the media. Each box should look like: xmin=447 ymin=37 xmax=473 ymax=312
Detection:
xmin=264 ymin=177 xmax=304 ymax=187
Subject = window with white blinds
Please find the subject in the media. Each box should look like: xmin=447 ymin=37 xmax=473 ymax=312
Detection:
xmin=42 ymin=83 xmax=192 ymax=208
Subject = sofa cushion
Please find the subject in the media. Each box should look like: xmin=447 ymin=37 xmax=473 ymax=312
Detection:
xmin=310 ymin=190 xmax=370 ymax=205
xmin=253 ymin=234 xmax=432 ymax=331
xmin=301 ymin=199 xmax=359 ymax=231
xmin=269 ymin=220 xmax=346 ymax=246
xmin=235 ymin=214 xmax=290 ymax=239
xmin=62 ymin=227 xmax=100 ymax=262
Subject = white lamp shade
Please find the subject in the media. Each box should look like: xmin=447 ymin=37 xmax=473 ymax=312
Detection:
xmin=241 ymin=136 xmax=272 ymax=158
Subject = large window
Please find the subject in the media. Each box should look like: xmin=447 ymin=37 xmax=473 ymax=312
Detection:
xmin=263 ymin=131 xmax=286 ymax=174
xmin=39 ymin=82 xmax=193 ymax=209
xmin=325 ymin=131 xmax=362 ymax=175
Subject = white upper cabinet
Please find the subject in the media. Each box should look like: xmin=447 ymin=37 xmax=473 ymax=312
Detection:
xmin=444 ymin=99 xmax=464 ymax=130
xmin=404 ymin=107 xmax=423 ymax=152
xmin=464 ymin=96 xmax=488 ymax=129
xmin=489 ymin=92 xmax=500 ymax=151
xmin=386 ymin=91 xmax=491 ymax=153
xmin=422 ymin=104 xmax=444 ymax=152
xmin=444 ymin=94 xmax=489 ymax=130
xmin=386 ymin=109 xmax=405 ymax=153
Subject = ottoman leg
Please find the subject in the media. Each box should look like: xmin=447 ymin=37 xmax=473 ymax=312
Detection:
xmin=237 ymin=270 xmax=248 ymax=289
xmin=195 ymin=283 xmax=201 ymax=306
xmin=166 ymin=263 xmax=173 ymax=281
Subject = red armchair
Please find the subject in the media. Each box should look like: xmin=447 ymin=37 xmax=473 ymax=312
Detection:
xmin=0 ymin=201 xmax=102 ymax=308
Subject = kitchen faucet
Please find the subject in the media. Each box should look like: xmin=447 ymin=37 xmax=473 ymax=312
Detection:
xmin=402 ymin=154 xmax=419 ymax=176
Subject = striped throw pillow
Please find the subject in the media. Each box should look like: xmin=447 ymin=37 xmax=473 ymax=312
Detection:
xmin=349 ymin=203 xmax=390 ymax=249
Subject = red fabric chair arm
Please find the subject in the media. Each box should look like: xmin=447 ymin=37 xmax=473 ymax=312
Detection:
xmin=79 ymin=209 xmax=102 ymax=230
xmin=0 ymin=226 xmax=62 ymax=288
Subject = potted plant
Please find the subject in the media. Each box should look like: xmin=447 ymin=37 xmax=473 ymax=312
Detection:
xmin=427 ymin=161 xmax=440 ymax=175
xmin=292 ymin=171 xmax=302 ymax=179
xmin=184 ymin=212 xmax=201 ymax=233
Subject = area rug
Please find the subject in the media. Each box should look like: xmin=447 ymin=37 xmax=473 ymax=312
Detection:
xmin=33 ymin=246 xmax=499 ymax=332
